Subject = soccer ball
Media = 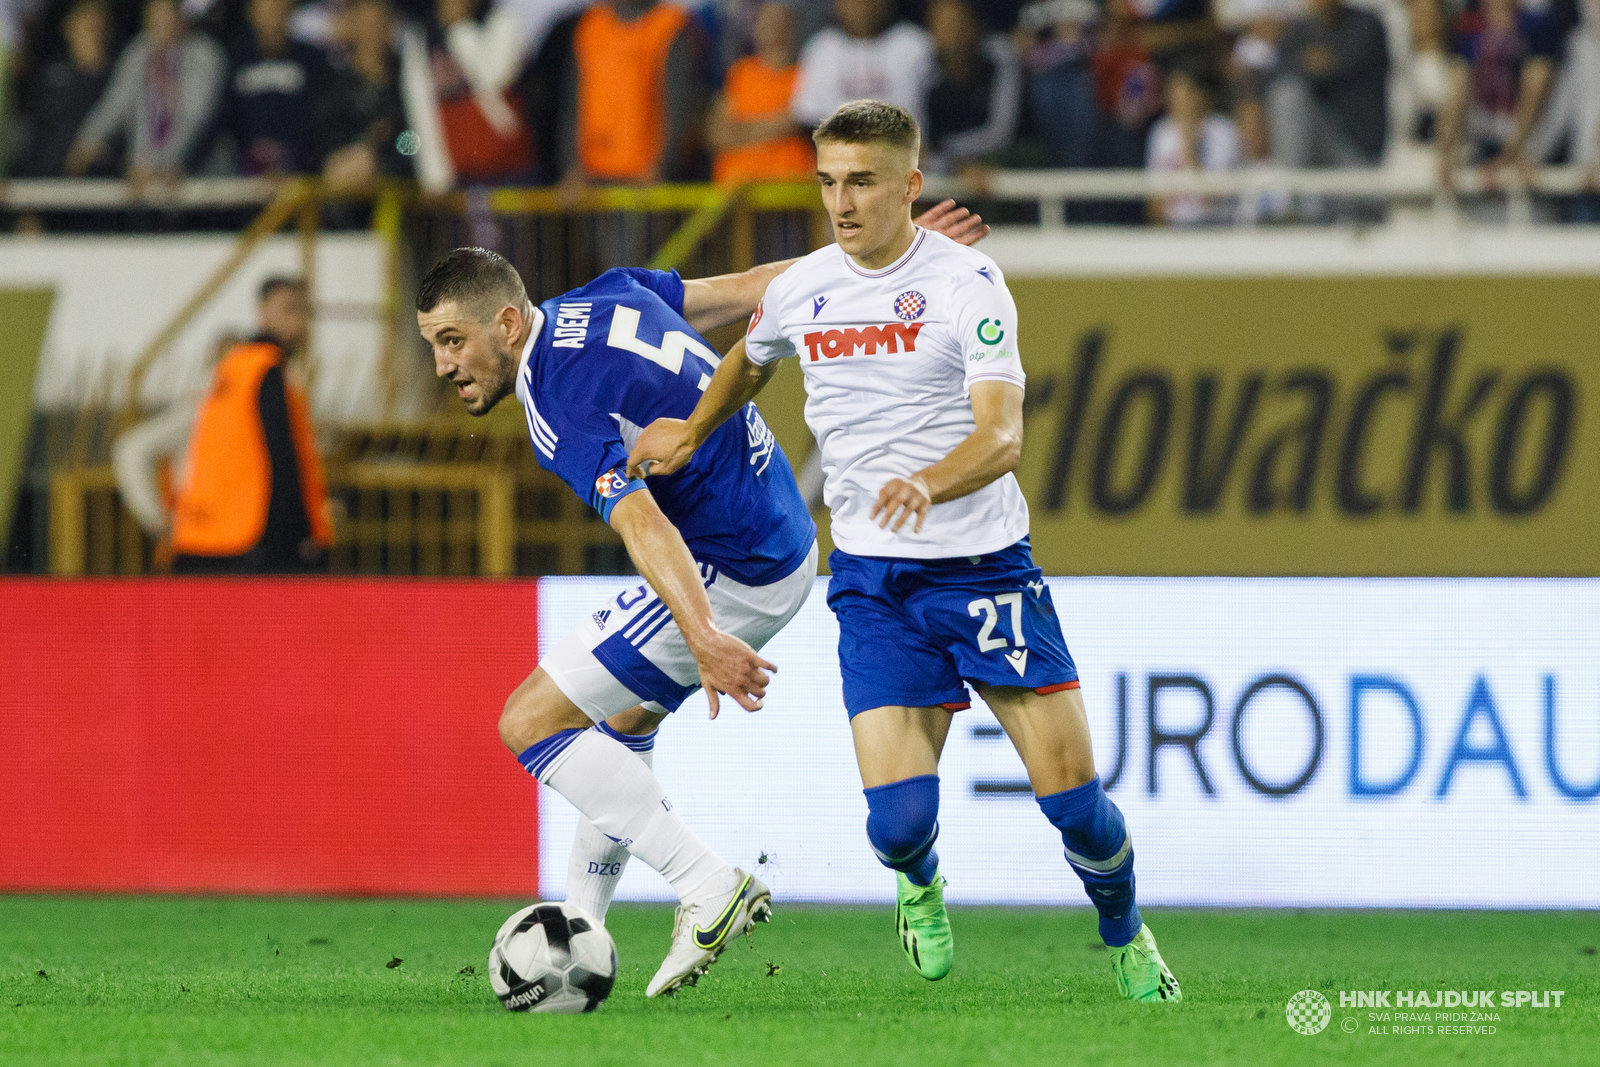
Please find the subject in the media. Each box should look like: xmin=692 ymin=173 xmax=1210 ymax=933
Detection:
xmin=489 ymin=902 xmax=617 ymax=1013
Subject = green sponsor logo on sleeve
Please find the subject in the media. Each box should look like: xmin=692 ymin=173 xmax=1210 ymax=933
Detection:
xmin=976 ymin=318 xmax=1006 ymax=345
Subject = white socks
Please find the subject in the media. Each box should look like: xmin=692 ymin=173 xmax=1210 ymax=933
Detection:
xmin=538 ymin=729 xmax=731 ymax=906
xmin=565 ymin=738 xmax=651 ymax=920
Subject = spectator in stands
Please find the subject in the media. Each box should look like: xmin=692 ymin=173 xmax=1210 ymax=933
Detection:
xmin=1438 ymin=0 xmax=1562 ymax=191
xmin=707 ymin=1 xmax=813 ymax=183
xmin=791 ymin=0 xmax=936 ymax=130
xmin=225 ymin=0 xmax=328 ymax=175
xmin=17 ymin=0 xmax=114 ymax=177
xmin=921 ymin=0 xmax=1022 ymax=176
xmin=117 ymin=276 xmax=332 ymax=574
xmin=1267 ymin=0 xmax=1391 ymax=173
xmin=1403 ymin=0 xmax=1452 ymax=146
xmin=1528 ymin=0 xmax=1600 ymax=218
xmin=419 ymin=0 xmax=536 ymax=185
xmin=314 ymin=0 xmax=414 ymax=185
xmin=1015 ymin=0 xmax=1099 ymax=168
xmin=1146 ymin=62 xmax=1241 ymax=225
xmin=559 ymin=0 xmax=708 ymax=193
xmin=65 ymin=0 xmax=227 ymax=187
xmin=1092 ymin=0 xmax=1163 ymax=169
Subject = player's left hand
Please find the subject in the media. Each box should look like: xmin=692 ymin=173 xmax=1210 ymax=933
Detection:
xmin=872 ymin=475 xmax=932 ymax=534
xmin=915 ymin=199 xmax=989 ymax=246
xmin=627 ymin=418 xmax=697 ymax=480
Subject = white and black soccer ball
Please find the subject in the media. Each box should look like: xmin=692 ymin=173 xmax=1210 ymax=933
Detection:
xmin=489 ymin=902 xmax=617 ymax=1013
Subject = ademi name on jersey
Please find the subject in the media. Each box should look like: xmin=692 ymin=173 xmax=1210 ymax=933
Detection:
xmin=802 ymin=322 xmax=923 ymax=362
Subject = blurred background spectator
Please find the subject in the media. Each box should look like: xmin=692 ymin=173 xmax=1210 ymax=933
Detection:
xmin=65 ymin=0 xmax=227 ymax=186
xmin=1093 ymin=0 xmax=1163 ymax=169
xmin=115 ymin=275 xmax=333 ymax=575
xmin=413 ymin=0 xmax=536 ymax=186
xmin=708 ymin=0 xmax=812 ymax=183
xmin=1147 ymin=60 xmax=1241 ymax=224
xmin=791 ymin=0 xmax=935 ymax=130
xmin=1268 ymin=0 xmax=1391 ymax=175
xmin=14 ymin=0 xmax=114 ymax=177
xmin=560 ymin=0 xmax=707 ymax=193
xmin=225 ymin=0 xmax=327 ymax=175
xmin=1438 ymin=0 xmax=1561 ymax=190
xmin=314 ymin=0 xmax=413 ymax=186
xmin=922 ymin=0 xmax=1022 ymax=177
xmin=1016 ymin=0 xmax=1100 ymax=169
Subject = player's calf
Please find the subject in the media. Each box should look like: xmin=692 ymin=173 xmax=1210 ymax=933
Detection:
xmin=865 ymin=775 xmax=954 ymax=980
xmin=1037 ymin=776 xmax=1142 ymax=948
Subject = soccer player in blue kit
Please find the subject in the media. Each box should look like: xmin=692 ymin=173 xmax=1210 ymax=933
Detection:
xmin=415 ymin=203 xmax=985 ymax=999
xmin=629 ymin=101 xmax=1181 ymax=1002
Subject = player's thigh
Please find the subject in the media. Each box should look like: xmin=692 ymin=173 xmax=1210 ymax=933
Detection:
xmin=849 ymin=703 xmax=956 ymax=788
xmin=500 ymin=666 xmax=597 ymax=752
xmin=603 ymin=705 xmax=667 ymax=736
xmin=978 ymin=683 xmax=1098 ymax=796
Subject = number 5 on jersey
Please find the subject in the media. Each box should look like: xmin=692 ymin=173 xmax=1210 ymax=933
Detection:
xmin=969 ymin=593 xmax=1029 ymax=676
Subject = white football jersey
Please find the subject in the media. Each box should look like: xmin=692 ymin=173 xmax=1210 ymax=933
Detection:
xmin=745 ymin=227 xmax=1030 ymax=559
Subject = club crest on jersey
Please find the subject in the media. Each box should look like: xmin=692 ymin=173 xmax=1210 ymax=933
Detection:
xmin=893 ymin=291 xmax=926 ymax=321
xmin=594 ymin=467 xmax=630 ymax=499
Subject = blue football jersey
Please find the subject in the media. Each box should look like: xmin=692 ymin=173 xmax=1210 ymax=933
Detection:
xmin=514 ymin=267 xmax=815 ymax=587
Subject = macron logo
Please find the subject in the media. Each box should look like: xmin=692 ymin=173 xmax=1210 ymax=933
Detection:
xmin=812 ymin=295 xmax=829 ymax=318
xmin=976 ymin=268 xmax=995 ymax=284
xmin=1006 ymin=649 xmax=1029 ymax=677
xmin=802 ymin=323 xmax=923 ymax=362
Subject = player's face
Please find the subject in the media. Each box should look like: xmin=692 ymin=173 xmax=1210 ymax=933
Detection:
xmin=815 ymin=140 xmax=922 ymax=264
xmin=417 ymin=300 xmax=520 ymax=416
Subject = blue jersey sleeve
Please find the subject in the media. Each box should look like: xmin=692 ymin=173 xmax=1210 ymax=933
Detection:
xmin=613 ymin=268 xmax=686 ymax=315
xmin=535 ymin=369 xmax=648 ymax=524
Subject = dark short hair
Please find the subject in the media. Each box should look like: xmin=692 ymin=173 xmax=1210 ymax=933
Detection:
xmin=259 ymin=275 xmax=307 ymax=302
xmin=416 ymin=247 xmax=528 ymax=321
xmin=813 ymin=100 xmax=920 ymax=157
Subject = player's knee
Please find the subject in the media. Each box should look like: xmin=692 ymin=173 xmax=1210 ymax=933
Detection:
xmin=499 ymin=673 xmax=587 ymax=754
xmin=864 ymin=774 xmax=940 ymax=864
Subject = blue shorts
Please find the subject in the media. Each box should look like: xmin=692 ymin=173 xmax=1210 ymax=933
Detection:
xmin=825 ymin=538 xmax=1079 ymax=718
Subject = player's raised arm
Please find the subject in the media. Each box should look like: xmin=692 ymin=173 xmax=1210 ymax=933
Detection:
xmin=872 ymin=380 xmax=1024 ymax=534
xmin=626 ymin=336 xmax=776 ymax=480
xmin=606 ymin=488 xmax=777 ymax=718
xmin=677 ymin=200 xmax=989 ymax=334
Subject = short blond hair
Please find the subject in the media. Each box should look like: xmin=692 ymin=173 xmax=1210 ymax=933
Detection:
xmin=813 ymin=99 xmax=921 ymax=159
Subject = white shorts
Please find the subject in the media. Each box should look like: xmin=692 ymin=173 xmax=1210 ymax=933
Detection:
xmin=541 ymin=542 xmax=819 ymax=721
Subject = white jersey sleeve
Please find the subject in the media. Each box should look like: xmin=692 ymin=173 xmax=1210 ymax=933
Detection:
xmin=743 ymin=285 xmax=795 ymax=366
xmin=951 ymin=265 xmax=1025 ymax=393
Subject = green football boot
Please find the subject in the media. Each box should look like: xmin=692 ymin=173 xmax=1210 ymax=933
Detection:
xmin=894 ymin=871 xmax=954 ymax=981
xmin=1108 ymin=924 xmax=1181 ymax=1002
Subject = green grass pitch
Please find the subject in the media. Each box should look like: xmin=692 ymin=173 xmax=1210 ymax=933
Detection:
xmin=1 ymin=896 xmax=1595 ymax=1066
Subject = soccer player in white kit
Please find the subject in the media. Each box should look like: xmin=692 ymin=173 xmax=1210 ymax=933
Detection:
xmin=629 ymin=101 xmax=1181 ymax=1001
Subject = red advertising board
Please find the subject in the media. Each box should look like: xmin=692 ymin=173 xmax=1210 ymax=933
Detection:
xmin=0 ymin=579 xmax=541 ymax=895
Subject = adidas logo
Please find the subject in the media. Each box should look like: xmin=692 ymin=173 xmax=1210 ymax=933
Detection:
xmin=1006 ymin=649 xmax=1029 ymax=677
xmin=592 ymin=609 xmax=611 ymax=630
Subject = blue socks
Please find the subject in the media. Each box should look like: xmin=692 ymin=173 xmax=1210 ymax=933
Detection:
xmin=864 ymin=774 xmax=941 ymax=886
xmin=1038 ymin=776 xmax=1142 ymax=947
xmin=596 ymin=720 xmax=658 ymax=756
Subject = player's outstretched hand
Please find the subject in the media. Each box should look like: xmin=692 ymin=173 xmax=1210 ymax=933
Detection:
xmin=915 ymin=199 xmax=990 ymax=246
xmin=872 ymin=475 xmax=932 ymax=534
xmin=689 ymin=627 xmax=777 ymax=719
xmin=627 ymin=418 xmax=697 ymax=480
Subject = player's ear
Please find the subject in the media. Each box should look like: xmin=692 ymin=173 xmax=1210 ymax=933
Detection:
xmin=905 ymin=164 xmax=923 ymax=206
xmin=495 ymin=303 xmax=521 ymax=344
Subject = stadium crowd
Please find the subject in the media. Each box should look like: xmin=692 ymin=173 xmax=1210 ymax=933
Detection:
xmin=1 ymin=0 xmax=1597 ymax=222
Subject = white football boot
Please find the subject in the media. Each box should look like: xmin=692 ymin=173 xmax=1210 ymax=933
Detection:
xmin=645 ymin=868 xmax=771 ymax=997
